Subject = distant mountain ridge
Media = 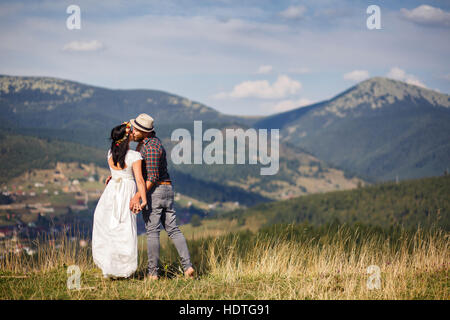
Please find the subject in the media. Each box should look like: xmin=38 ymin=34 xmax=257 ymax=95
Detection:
xmin=256 ymin=77 xmax=450 ymax=182
xmin=311 ymin=77 xmax=449 ymax=118
xmin=0 ymin=74 xmax=364 ymax=203
xmin=0 ymin=74 xmax=254 ymax=131
xmin=3 ymin=74 xmax=448 ymax=184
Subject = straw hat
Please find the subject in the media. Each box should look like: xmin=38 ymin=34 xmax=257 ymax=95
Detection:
xmin=130 ymin=113 xmax=154 ymax=132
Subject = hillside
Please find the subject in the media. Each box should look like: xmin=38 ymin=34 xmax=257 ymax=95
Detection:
xmin=0 ymin=130 xmax=271 ymax=207
xmin=255 ymin=77 xmax=450 ymax=182
xmin=0 ymin=75 xmax=366 ymax=202
xmin=217 ymin=174 xmax=450 ymax=230
xmin=0 ymin=74 xmax=253 ymax=131
xmin=162 ymin=122 xmax=366 ymax=200
xmin=0 ymin=130 xmax=107 ymax=184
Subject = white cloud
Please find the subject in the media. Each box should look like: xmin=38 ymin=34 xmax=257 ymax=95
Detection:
xmin=400 ymin=5 xmax=450 ymax=28
xmin=213 ymin=75 xmax=302 ymax=99
xmin=257 ymin=65 xmax=273 ymax=74
xmin=386 ymin=67 xmax=427 ymax=88
xmin=279 ymin=5 xmax=307 ymax=20
xmin=62 ymin=40 xmax=104 ymax=52
xmin=343 ymin=70 xmax=370 ymax=82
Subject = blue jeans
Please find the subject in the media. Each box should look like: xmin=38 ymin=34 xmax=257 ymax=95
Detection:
xmin=142 ymin=184 xmax=192 ymax=276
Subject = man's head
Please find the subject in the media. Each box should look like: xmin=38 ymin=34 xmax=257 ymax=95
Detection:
xmin=130 ymin=113 xmax=155 ymax=142
xmin=132 ymin=127 xmax=155 ymax=142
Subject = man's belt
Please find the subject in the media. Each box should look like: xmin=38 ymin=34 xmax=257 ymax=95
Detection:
xmin=157 ymin=180 xmax=172 ymax=185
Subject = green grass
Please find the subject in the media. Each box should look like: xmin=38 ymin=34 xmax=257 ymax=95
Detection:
xmin=3 ymin=268 xmax=445 ymax=300
xmin=1 ymin=223 xmax=448 ymax=300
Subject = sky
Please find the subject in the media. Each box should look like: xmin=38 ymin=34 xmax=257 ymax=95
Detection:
xmin=0 ymin=0 xmax=449 ymax=116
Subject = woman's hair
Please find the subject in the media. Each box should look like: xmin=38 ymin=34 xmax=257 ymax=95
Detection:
xmin=110 ymin=123 xmax=130 ymax=168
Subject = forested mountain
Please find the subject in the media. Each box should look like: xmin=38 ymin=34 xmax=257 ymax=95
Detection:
xmin=0 ymin=74 xmax=253 ymax=131
xmin=255 ymin=77 xmax=450 ymax=182
xmin=0 ymin=130 xmax=270 ymax=206
xmin=0 ymin=75 xmax=364 ymax=202
xmin=218 ymin=174 xmax=450 ymax=230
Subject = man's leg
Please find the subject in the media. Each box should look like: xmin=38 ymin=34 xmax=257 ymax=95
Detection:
xmin=142 ymin=191 xmax=164 ymax=277
xmin=162 ymin=185 xmax=193 ymax=274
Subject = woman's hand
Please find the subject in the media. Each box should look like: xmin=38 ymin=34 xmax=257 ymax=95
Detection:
xmin=130 ymin=198 xmax=147 ymax=214
xmin=132 ymin=202 xmax=141 ymax=214
xmin=129 ymin=193 xmax=140 ymax=211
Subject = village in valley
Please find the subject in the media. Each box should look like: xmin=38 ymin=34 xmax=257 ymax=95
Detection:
xmin=0 ymin=162 xmax=239 ymax=258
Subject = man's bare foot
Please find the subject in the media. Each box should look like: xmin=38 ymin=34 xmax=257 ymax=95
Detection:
xmin=145 ymin=275 xmax=158 ymax=281
xmin=184 ymin=267 xmax=195 ymax=279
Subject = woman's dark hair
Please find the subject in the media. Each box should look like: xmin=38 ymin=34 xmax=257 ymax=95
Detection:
xmin=110 ymin=123 xmax=130 ymax=168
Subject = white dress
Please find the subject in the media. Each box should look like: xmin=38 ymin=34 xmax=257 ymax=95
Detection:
xmin=92 ymin=149 xmax=143 ymax=278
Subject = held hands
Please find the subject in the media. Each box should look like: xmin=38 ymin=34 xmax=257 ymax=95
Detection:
xmin=132 ymin=200 xmax=147 ymax=214
xmin=129 ymin=195 xmax=140 ymax=214
xmin=129 ymin=194 xmax=147 ymax=214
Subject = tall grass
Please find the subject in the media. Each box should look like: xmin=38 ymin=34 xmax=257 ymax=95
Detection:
xmin=1 ymin=227 xmax=93 ymax=275
xmin=202 ymin=224 xmax=449 ymax=299
xmin=1 ymin=223 xmax=448 ymax=299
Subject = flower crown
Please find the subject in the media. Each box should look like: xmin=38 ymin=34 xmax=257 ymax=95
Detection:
xmin=115 ymin=121 xmax=131 ymax=146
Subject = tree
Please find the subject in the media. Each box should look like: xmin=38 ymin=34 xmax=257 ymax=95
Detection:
xmin=190 ymin=214 xmax=202 ymax=227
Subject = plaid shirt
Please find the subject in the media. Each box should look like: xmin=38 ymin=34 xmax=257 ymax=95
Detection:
xmin=139 ymin=136 xmax=170 ymax=183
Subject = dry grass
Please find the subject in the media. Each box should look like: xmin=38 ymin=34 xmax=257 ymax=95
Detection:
xmin=205 ymin=226 xmax=449 ymax=299
xmin=0 ymin=225 xmax=448 ymax=300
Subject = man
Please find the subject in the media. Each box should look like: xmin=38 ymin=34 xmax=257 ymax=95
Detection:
xmin=129 ymin=113 xmax=195 ymax=280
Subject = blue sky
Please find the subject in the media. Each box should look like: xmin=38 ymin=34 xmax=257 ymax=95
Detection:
xmin=1 ymin=0 xmax=449 ymax=116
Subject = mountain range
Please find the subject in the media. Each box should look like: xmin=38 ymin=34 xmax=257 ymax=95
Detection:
xmin=0 ymin=74 xmax=365 ymax=205
xmin=255 ymin=77 xmax=450 ymax=181
xmin=1 ymin=74 xmax=448 ymax=205
xmin=0 ymin=75 xmax=254 ymax=132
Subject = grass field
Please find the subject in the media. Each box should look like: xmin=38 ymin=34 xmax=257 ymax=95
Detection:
xmin=1 ymin=223 xmax=448 ymax=300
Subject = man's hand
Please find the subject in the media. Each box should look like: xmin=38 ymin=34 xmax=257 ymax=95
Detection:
xmin=129 ymin=194 xmax=142 ymax=214
xmin=105 ymin=175 xmax=112 ymax=186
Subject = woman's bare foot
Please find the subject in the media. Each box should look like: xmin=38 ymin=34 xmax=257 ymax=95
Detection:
xmin=184 ymin=267 xmax=195 ymax=279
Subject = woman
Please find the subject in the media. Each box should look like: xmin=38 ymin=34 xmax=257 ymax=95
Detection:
xmin=92 ymin=122 xmax=147 ymax=278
